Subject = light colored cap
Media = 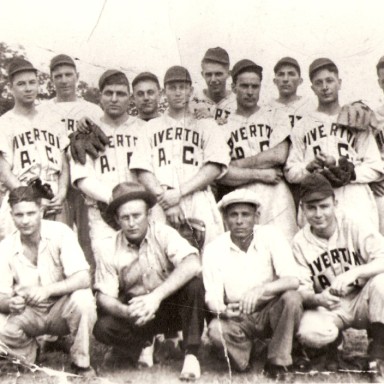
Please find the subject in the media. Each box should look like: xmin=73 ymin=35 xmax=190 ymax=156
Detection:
xmin=218 ymin=189 xmax=260 ymax=211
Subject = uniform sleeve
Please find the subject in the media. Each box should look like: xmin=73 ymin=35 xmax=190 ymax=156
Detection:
xmin=129 ymin=126 xmax=154 ymax=173
xmin=0 ymin=239 xmax=15 ymax=295
xmin=269 ymin=109 xmax=291 ymax=147
xmin=0 ymin=122 xmax=14 ymax=166
xmin=70 ymin=153 xmax=97 ymax=186
xmin=352 ymin=130 xmax=383 ymax=183
xmin=284 ymin=122 xmax=311 ymax=183
xmin=202 ymin=241 xmax=225 ymax=307
xmin=94 ymin=238 xmax=120 ymax=298
xmin=158 ymin=225 xmax=199 ymax=266
xmin=58 ymin=224 xmax=89 ymax=276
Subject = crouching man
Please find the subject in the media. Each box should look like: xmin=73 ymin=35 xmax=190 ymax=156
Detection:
xmin=202 ymin=189 xmax=303 ymax=379
xmin=93 ymin=182 xmax=205 ymax=381
xmin=294 ymin=173 xmax=384 ymax=382
xmin=0 ymin=186 xmax=96 ymax=377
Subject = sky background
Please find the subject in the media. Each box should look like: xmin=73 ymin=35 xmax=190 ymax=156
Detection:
xmin=0 ymin=0 xmax=384 ymax=107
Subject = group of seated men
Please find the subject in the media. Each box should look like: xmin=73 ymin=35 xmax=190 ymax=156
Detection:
xmin=0 ymin=46 xmax=384 ymax=382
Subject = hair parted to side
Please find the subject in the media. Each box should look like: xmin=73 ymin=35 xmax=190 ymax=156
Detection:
xmin=101 ymin=73 xmax=130 ymax=92
xmin=8 ymin=186 xmax=42 ymax=207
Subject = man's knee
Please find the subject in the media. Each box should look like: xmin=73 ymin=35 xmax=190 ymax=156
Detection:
xmin=369 ymin=274 xmax=384 ymax=297
xmin=208 ymin=319 xmax=225 ymax=348
xmin=280 ymin=290 xmax=303 ymax=310
xmin=69 ymin=289 xmax=96 ymax=317
xmin=182 ymin=277 xmax=205 ymax=299
xmin=297 ymin=309 xmax=339 ymax=349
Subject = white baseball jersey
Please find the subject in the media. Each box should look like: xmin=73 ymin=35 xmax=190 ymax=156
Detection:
xmin=190 ymin=89 xmax=237 ymax=123
xmin=293 ymin=213 xmax=384 ymax=294
xmin=285 ymin=111 xmax=383 ymax=228
xmin=37 ymin=98 xmax=102 ymax=136
xmin=130 ymin=111 xmax=231 ymax=244
xmin=223 ymin=107 xmax=297 ymax=241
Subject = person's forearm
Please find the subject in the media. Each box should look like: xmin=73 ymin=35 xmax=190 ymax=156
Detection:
xmin=179 ymin=163 xmax=222 ymax=197
xmin=0 ymin=155 xmax=21 ymax=190
xmin=46 ymin=270 xmax=90 ymax=298
xmin=57 ymin=153 xmax=69 ymax=199
xmin=262 ymin=276 xmax=299 ymax=299
xmin=0 ymin=293 xmax=12 ymax=313
xmin=96 ymin=292 xmax=132 ymax=320
xmin=352 ymin=258 xmax=384 ymax=280
xmin=299 ymin=291 xmax=322 ymax=309
xmin=77 ymin=178 xmax=112 ymax=204
xmin=136 ymin=170 xmax=163 ymax=197
xmin=152 ymin=255 xmax=201 ymax=302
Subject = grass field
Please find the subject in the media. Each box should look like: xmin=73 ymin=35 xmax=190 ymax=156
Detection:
xmin=0 ymin=329 xmax=374 ymax=384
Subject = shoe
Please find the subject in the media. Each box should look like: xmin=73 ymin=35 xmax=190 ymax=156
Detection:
xmin=137 ymin=338 xmax=155 ymax=368
xmin=179 ymin=354 xmax=201 ymax=381
xmin=370 ymin=359 xmax=384 ymax=383
xmin=263 ymin=362 xmax=294 ymax=382
xmin=70 ymin=363 xmax=97 ymax=379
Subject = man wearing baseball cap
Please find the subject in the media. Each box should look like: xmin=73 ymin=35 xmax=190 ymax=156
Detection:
xmin=130 ymin=65 xmax=230 ymax=246
xmin=93 ymin=182 xmax=205 ymax=380
xmin=190 ymin=47 xmax=236 ymax=124
xmin=0 ymin=57 xmax=70 ymax=239
xmin=203 ymin=188 xmax=302 ymax=378
xmin=294 ymin=173 xmax=384 ymax=380
xmin=217 ymin=58 xmax=298 ymax=241
xmin=285 ymin=58 xmax=383 ymax=229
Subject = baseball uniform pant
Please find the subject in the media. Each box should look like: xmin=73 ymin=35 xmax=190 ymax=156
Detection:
xmin=0 ymin=289 xmax=96 ymax=367
xmin=207 ymin=290 xmax=303 ymax=371
xmin=375 ymin=194 xmax=384 ymax=235
xmin=298 ymin=274 xmax=384 ymax=358
xmin=93 ymin=277 xmax=205 ymax=361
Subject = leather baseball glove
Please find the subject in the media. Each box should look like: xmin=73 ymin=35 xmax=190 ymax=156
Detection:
xmin=97 ymin=201 xmax=120 ymax=231
xmin=320 ymin=157 xmax=356 ymax=188
xmin=69 ymin=120 xmax=109 ymax=165
xmin=337 ymin=100 xmax=378 ymax=131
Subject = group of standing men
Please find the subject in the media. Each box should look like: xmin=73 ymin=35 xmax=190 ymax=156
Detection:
xmin=0 ymin=46 xmax=384 ymax=382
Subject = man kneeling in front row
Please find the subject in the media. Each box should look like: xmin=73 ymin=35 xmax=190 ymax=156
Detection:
xmin=203 ymin=189 xmax=303 ymax=379
xmin=93 ymin=182 xmax=205 ymax=381
xmin=0 ymin=186 xmax=96 ymax=376
xmin=294 ymin=173 xmax=384 ymax=382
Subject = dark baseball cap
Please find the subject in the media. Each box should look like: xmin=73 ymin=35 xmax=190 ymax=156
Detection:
xmin=7 ymin=58 xmax=37 ymax=78
xmin=202 ymin=47 xmax=230 ymax=65
xmin=164 ymin=66 xmax=192 ymax=85
xmin=132 ymin=72 xmax=160 ymax=89
xmin=309 ymin=58 xmax=338 ymax=80
xmin=274 ymin=57 xmax=301 ymax=75
xmin=300 ymin=173 xmax=334 ymax=203
xmin=98 ymin=69 xmax=129 ymax=91
xmin=232 ymin=59 xmax=263 ymax=82
xmin=377 ymin=56 xmax=384 ymax=71
xmin=50 ymin=54 xmax=76 ymax=72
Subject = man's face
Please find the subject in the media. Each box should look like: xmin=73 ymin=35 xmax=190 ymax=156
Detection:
xmin=201 ymin=61 xmax=230 ymax=96
xmin=311 ymin=68 xmax=341 ymax=105
xmin=100 ymin=84 xmax=130 ymax=119
xmin=232 ymin=71 xmax=261 ymax=111
xmin=11 ymin=201 xmax=43 ymax=237
xmin=116 ymin=199 xmax=149 ymax=244
xmin=132 ymin=80 xmax=160 ymax=117
xmin=164 ymin=81 xmax=193 ymax=111
xmin=51 ymin=64 xmax=78 ymax=100
xmin=225 ymin=203 xmax=258 ymax=241
xmin=273 ymin=64 xmax=302 ymax=97
xmin=378 ymin=68 xmax=384 ymax=92
xmin=10 ymin=71 xmax=38 ymax=106
xmin=301 ymin=196 xmax=336 ymax=234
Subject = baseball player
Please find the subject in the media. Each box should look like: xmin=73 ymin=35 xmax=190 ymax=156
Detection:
xmin=0 ymin=58 xmax=69 ymax=239
xmin=285 ymin=58 xmax=383 ymax=228
xmin=38 ymin=53 xmax=103 ymax=268
xmin=218 ymin=59 xmax=298 ymax=241
xmin=293 ymin=173 xmax=384 ymax=381
xmin=190 ymin=47 xmax=236 ymax=124
xmin=130 ymin=65 xmax=230 ymax=245
xmin=70 ymin=69 xmax=142 ymax=262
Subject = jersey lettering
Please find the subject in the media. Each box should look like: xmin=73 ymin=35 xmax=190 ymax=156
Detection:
xmin=100 ymin=155 xmax=111 ymax=174
xmin=183 ymin=146 xmax=194 ymax=164
xmin=13 ymin=129 xmax=61 ymax=150
xmin=158 ymin=148 xmax=167 ymax=166
xmin=234 ymin=147 xmax=245 ymax=159
xmin=45 ymin=146 xmax=54 ymax=163
xmin=338 ymin=143 xmax=350 ymax=158
xmin=20 ymin=151 xmax=32 ymax=169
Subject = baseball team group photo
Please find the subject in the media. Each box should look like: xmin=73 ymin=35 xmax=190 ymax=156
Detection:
xmin=1 ymin=1 xmax=384 ymax=383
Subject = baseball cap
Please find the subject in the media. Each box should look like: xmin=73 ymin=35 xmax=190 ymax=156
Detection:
xmin=231 ymin=59 xmax=263 ymax=82
xmin=218 ymin=189 xmax=260 ymax=212
xmin=164 ymin=66 xmax=192 ymax=85
xmin=309 ymin=58 xmax=338 ymax=80
xmin=132 ymin=71 xmax=160 ymax=89
xmin=7 ymin=58 xmax=37 ymax=78
xmin=98 ymin=69 xmax=129 ymax=91
xmin=274 ymin=57 xmax=301 ymax=75
xmin=107 ymin=182 xmax=157 ymax=217
xmin=299 ymin=173 xmax=334 ymax=203
xmin=202 ymin=47 xmax=230 ymax=65
xmin=377 ymin=56 xmax=384 ymax=71
xmin=50 ymin=54 xmax=76 ymax=72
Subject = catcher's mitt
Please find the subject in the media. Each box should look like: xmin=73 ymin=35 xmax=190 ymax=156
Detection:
xmin=28 ymin=177 xmax=54 ymax=200
xmin=337 ymin=100 xmax=378 ymax=131
xmin=320 ymin=156 xmax=356 ymax=188
xmin=97 ymin=201 xmax=120 ymax=231
xmin=69 ymin=120 xmax=109 ymax=165
xmin=176 ymin=218 xmax=206 ymax=252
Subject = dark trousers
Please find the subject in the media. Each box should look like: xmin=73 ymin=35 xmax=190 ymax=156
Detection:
xmin=93 ymin=277 xmax=205 ymax=361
